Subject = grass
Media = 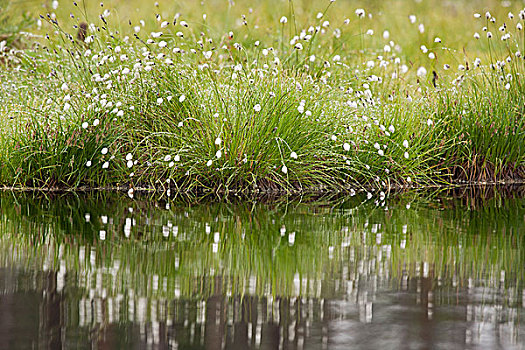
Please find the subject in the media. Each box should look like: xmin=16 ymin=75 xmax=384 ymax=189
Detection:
xmin=0 ymin=0 xmax=524 ymax=193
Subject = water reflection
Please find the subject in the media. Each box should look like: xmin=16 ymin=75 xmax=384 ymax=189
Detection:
xmin=0 ymin=188 xmax=523 ymax=349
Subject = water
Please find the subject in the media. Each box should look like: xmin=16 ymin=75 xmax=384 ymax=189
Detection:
xmin=0 ymin=188 xmax=523 ymax=349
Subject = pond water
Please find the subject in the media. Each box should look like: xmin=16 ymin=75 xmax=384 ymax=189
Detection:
xmin=0 ymin=187 xmax=523 ymax=349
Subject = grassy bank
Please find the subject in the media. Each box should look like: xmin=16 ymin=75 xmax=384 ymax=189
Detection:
xmin=0 ymin=0 xmax=524 ymax=193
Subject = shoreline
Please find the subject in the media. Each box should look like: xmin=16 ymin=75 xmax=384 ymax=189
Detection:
xmin=1 ymin=179 xmax=524 ymax=196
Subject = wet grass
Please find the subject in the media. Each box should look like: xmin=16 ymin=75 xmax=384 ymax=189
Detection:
xmin=0 ymin=0 xmax=524 ymax=193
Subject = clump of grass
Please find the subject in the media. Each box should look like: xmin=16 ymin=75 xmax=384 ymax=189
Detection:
xmin=1 ymin=0 xmax=524 ymax=192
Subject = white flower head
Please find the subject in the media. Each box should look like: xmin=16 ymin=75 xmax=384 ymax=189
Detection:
xmin=416 ymin=66 xmax=427 ymax=77
xmin=355 ymin=9 xmax=365 ymax=18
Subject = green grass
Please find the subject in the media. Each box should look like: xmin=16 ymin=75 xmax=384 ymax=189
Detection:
xmin=0 ymin=0 xmax=524 ymax=193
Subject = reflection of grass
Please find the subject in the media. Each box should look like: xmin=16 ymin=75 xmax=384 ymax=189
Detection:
xmin=0 ymin=190 xmax=523 ymax=299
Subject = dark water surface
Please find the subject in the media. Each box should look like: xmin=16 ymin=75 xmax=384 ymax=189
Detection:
xmin=0 ymin=188 xmax=524 ymax=349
